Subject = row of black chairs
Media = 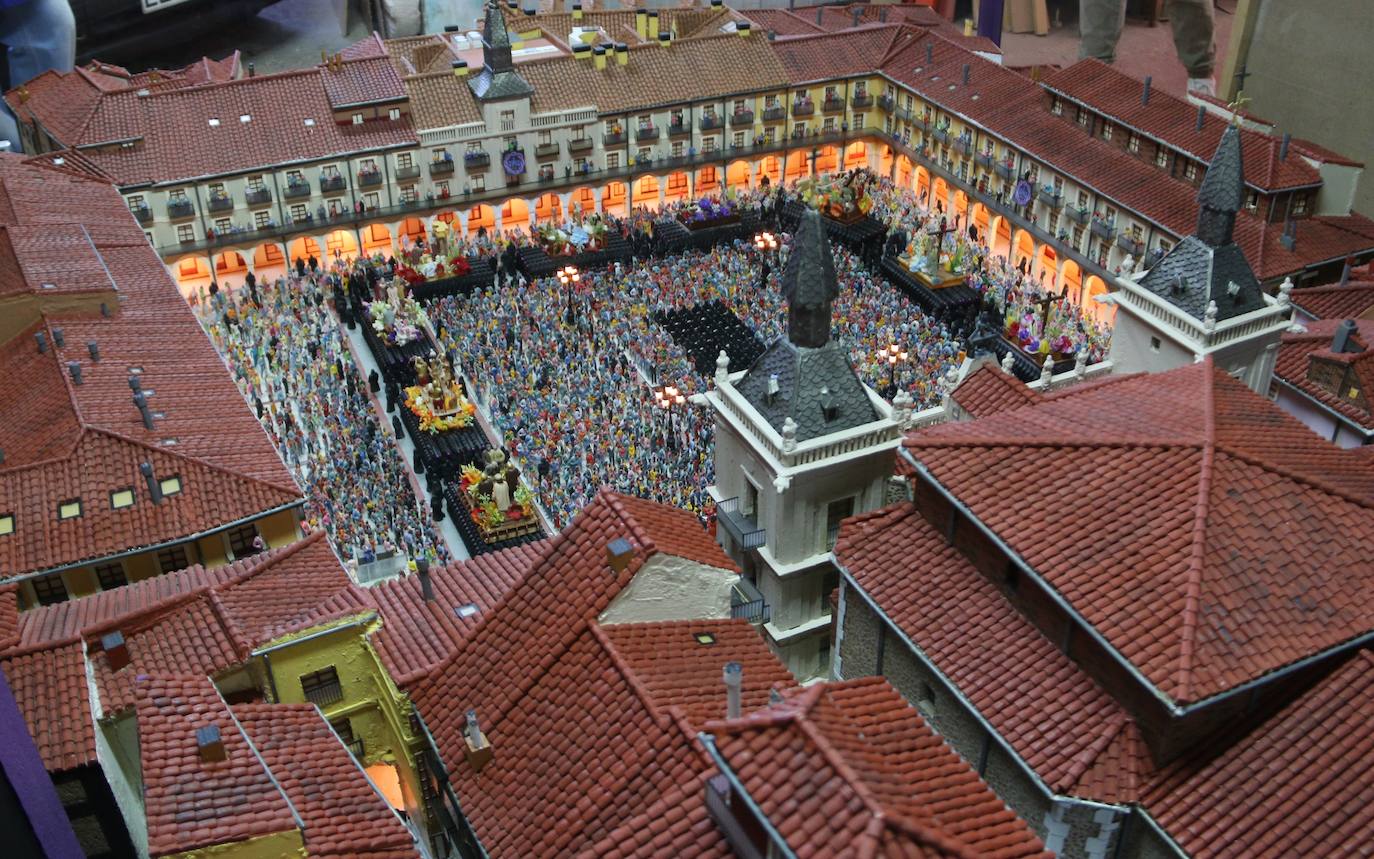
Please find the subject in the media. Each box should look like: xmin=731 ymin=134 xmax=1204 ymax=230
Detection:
xmin=654 ymin=299 xmax=766 ymax=378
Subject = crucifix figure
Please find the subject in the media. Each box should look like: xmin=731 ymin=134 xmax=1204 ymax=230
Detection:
xmin=926 ymin=216 xmax=954 ymax=275
xmin=1227 ymin=91 xmax=1251 ymax=126
xmin=1031 ymin=291 xmax=1058 ymax=339
xmin=1233 ymin=63 xmax=1252 ymax=94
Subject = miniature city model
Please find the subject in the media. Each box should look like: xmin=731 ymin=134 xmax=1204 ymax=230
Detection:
xmin=1 ymin=2 xmax=1373 ymax=858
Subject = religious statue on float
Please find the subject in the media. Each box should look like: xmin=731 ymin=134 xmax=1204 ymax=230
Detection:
xmin=459 ymin=449 xmax=538 ymax=542
xmin=797 ymin=169 xmax=873 ymax=225
xmin=404 ymin=352 xmax=477 ymax=432
xmin=368 ymin=279 xmax=431 ymax=346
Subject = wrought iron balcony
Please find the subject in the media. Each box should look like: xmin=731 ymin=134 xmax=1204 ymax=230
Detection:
xmin=700 ymin=114 xmax=722 ymax=131
xmin=358 ymin=170 xmax=383 ymax=187
xmin=760 ymin=106 xmax=786 ymax=122
xmin=636 ymin=125 xmax=659 ymax=141
xmin=394 ymin=164 xmax=421 ymax=180
xmin=975 ymin=151 xmax=994 ymax=169
xmin=130 ymin=204 xmax=152 ymax=224
xmin=603 ymin=131 xmax=626 ymax=145
xmin=731 ymin=110 xmax=754 ymax=127
xmin=954 ymin=136 xmax=973 ymax=157
xmin=932 ymin=127 xmax=949 ymax=145
xmin=1091 ymin=216 xmax=1117 ymax=240
xmin=822 ymin=97 xmax=846 ymax=113
xmin=568 ymin=137 xmax=593 ymax=153
xmin=1066 ymin=206 xmax=1089 ymax=225
xmin=852 ymin=92 xmax=872 ymax=108
xmin=717 ymin=497 xmax=765 ymax=551
xmin=302 ymin=678 xmax=343 ymax=708
xmin=167 ymin=199 xmax=195 ymax=219
xmin=791 ymin=100 xmax=814 ymax=117
xmin=283 ymin=181 xmax=312 ymax=200
xmin=730 ymin=577 xmax=771 ymax=625
xmin=535 ymin=142 xmax=560 ymax=160
xmin=877 ymin=94 xmax=895 ymax=112
xmin=667 ymin=120 xmax=690 ymax=137
xmin=995 ymin=160 xmax=1016 ymax=181
xmin=207 ymin=195 xmax=234 ymax=213
xmin=245 ymin=188 xmax=272 ymax=206
xmin=1116 ymin=232 xmax=1144 ymax=255
xmin=320 ymin=174 xmax=346 ymax=193
xmin=1036 ymin=186 xmax=1064 ymax=208
xmin=431 ymin=158 xmax=458 ymax=175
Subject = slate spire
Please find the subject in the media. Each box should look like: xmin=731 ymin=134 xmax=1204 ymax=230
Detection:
xmin=782 ymin=209 xmax=840 ymax=348
xmin=470 ymin=0 xmax=534 ymax=101
xmin=1196 ymin=123 xmax=1245 ymax=248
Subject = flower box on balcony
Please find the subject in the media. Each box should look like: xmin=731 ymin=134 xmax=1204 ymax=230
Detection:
xmin=464 ymin=152 xmax=491 ymax=170
xmin=852 ymin=93 xmax=872 ymax=108
xmin=246 ymin=188 xmax=272 ymax=206
xmin=995 ymin=161 xmax=1016 ymax=181
xmin=207 ymin=195 xmax=234 ymax=213
xmin=284 ymin=182 xmax=311 ymax=200
xmin=761 ymin=106 xmax=786 ymax=122
xmin=568 ymin=137 xmax=593 ymax=153
xmin=668 ymin=121 xmax=690 ymax=137
xmin=955 ymin=137 xmax=973 ymax=157
xmin=603 ymin=131 xmax=626 ymax=145
xmin=791 ymin=101 xmax=814 ymax=117
xmin=700 ymin=115 xmax=721 ymax=131
xmin=822 ymin=97 xmax=846 ymax=113
xmin=975 ymin=151 xmax=994 ymax=169
xmin=1116 ymin=233 xmax=1143 ymax=255
xmin=1066 ymin=206 xmax=1089 ymax=225
xmin=877 ymin=95 xmax=895 ymax=112
xmin=395 ymin=164 xmax=421 ymax=180
xmin=432 ymin=158 xmax=458 ymax=175
xmin=358 ymin=170 xmax=382 ymax=187
xmin=131 ymin=205 xmax=152 ymax=223
xmin=635 ymin=125 xmax=659 ymax=141
xmin=535 ymin=142 xmax=560 ymax=160
xmin=320 ymin=175 xmax=346 ymax=193
xmin=1091 ymin=217 xmax=1117 ymax=239
xmin=167 ymin=199 xmax=195 ymax=218
xmin=731 ymin=110 xmax=754 ymax=127
xmin=932 ymin=127 xmax=949 ymax=145
xmin=1036 ymin=187 xmax=1063 ymax=208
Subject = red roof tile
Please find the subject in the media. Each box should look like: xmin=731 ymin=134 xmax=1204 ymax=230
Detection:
xmin=1275 ymin=318 xmax=1374 ymax=431
xmin=904 ymin=361 xmax=1374 ymax=705
xmin=950 ymin=361 xmax=1042 ymax=418
xmin=233 ymin=703 xmax=418 ymax=858
xmin=597 ymin=619 xmax=796 ymax=729
xmin=368 ymin=540 xmax=549 ymax=685
xmin=1145 ymin=650 xmax=1374 ymax=857
xmin=708 ymin=677 xmax=1051 ymax=858
xmin=1 ymin=642 xmax=96 ymax=772
xmin=574 ymin=775 xmax=733 ymax=859
xmin=773 ymin=25 xmax=907 ymax=84
xmin=0 ymin=155 xmax=301 ymax=578
xmin=320 ymin=56 xmax=407 ymax=109
xmin=1288 ymin=280 xmax=1374 ymax=320
xmin=137 ymin=675 xmax=298 ymax=857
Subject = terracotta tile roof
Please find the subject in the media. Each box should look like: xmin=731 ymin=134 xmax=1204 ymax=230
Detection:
xmin=233 ymin=703 xmax=418 ymax=859
xmin=0 ymin=156 xmax=301 ymax=578
xmin=1233 ymin=209 xmax=1374 ymax=282
xmin=5 ymin=70 xmax=105 ymax=143
xmin=342 ymin=32 xmax=390 ymax=61
xmin=574 ymin=775 xmax=733 ymax=859
xmin=904 ymin=361 xmax=1374 ymax=705
xmin=1043 ymin=60 xmax=1322 ymax=191
xmin=1 ymin=642 xmax=96 ymax=772
xmin=708 ymin=676 xmax=1052 ymax=858
xmin=137 ymin=674 xmax=298 ymax=857
xmin=950 ymin=361 xmax=1042 ymax=418
xmin=597 ymin=619 xmax=796 ymax=728
xmin=516 ymin=35 xmax=791 ymax=116
xmin=836 ymin=504 xmax=1145 ymax=802
xmin=1145 ymin=650 xmax=1374 ymax=857
xmin=368 ymin=540 xmax=549 ymax=685
xmin=504 ymin=7 xmax=742 ymax=46
xmin=321 ymin=57 xmax=407 ymax=109
xmin=401 ymin=70 xmax=483 ymax=129
xmin=407 ymin=491 xmax=744 ymax=857
xmin=739 ymin=9 xmax=824 ymax=37
xmin=1289 ymin=280 xmax=1374 ymax=320
xmin=1275 ymin=318 xmax=1374 ymax=431
xmin=0 ymin=588 xmax=17 ymax=650
xmin=773 ymin=25 xmax=907 ymax=84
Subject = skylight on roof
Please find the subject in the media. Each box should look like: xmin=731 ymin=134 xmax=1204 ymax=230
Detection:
xmin=52 ymin=157 xmax=64 ymax=166
xmin=160 ymin=438 xmax=178 ymax=447
xmin=0 ymin=514 xmax=12 ymax=536
xmin=455 ymin=603 xmax=479 ymax=618
xmin=693 ymin=632 xmax=716 ymax=646
xmin=58 ymin=499 xmax=82 ymax=520
xmin=160 ymin=475 xmax=182 ymax=496
xmin=304 ymin=118 xmax=316 ymax=127
xmin=110 ymin=488 xmax=135 ymax=510
xmin=208 ymin=118 xmax=220 ymax=127
xmin=239 ymin=114 xmax=251 ymax=123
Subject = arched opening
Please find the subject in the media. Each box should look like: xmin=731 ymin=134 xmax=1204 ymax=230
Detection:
xmin=602 ymin=181 xmax=628 ymax=216
xmin=534 ymin=193 xmax=563 ymax=224
xmin=1085 ymin=275 xmax=1115 ymax=326
xmin=991 ymin=217 xmax=1012 ymax=261
xmin=953 ymin=190 xmax=969 ymax=221
xmin=914 ymin=166 xmax=931 ymax=205
xmin=784 ymin=150 xmax=809 ymax=183
xmin=726 ymin=160 xmax=751 ymax=191
xmin=1012 ymin=229 xmax=1036 ymax=273
xmin=664 ymin=171 xmax=690 ymax=203
xmin=288 ymin=236 xmax=322 ymax=268
xmin=969 ymin=203 xmax=990 ymax=245
xmin=1036 ymin=245 xmax=1059 ymax=293
xmin=466 ymin=204 xmax=496 ymax=236
xmin=499 ymin=198 xmax=530 ymax=233
xmin=214 ymin=251 xmax=248 ymax=278
xmin=570 ymin=186 xmax=597 ymax=217
xmin=932 ymin=178 xmax=949 ymax=215
xmin=250 ymin=243 xmax=288 ymax=284
xmin=172 ymin=255 xmax=213 ymax=297
xmin=1060 ymin=259 xmax=1083 ymax=305
xmin=360 ymin=224 xmax=392 ymax=258
xmin=323 ymin=229 xmax=359 ymax=262
xmin=633 ymin=174 xmax=660 ymax=208
xmin=843 ymin=141 xmax=868 ymax=170
xmin=816 ymin=145 xmax=839 ymax=176
xmin=695 ymin=167 xmax=720 ymax=195
xmin=878 ymin=145 xmax=895 ymax=179
xmin=896 ymin=154 xmax=914 ymax=188
xmin=758 ymin=155 xmax=782 ymax=186
xmin=397 ymin=217 xmax=427 ymax=246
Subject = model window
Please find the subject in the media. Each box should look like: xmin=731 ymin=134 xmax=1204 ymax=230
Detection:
xmin=0 ymin=514 xmax=13 ymax=536
xmin=32 ymin=574 xmax=67 ymax=606
xmin=1127 ymin=133 xmax=1140 ymax=153
xmin=1184 ymin=161 xmax=1198 ymax=181
xmin=300 ymin=667 xmax=343 ymax=707
xmin=388 ymin=108 xmax=401 ymax=121
xmin=1051 ymin=95 xmax=1062 ymax=115
xmin=160 ymin=475 xmax=182 ymax=496
xmin=825 ymin=497 xmax=855 ymax=550
xmin=110 ymin=488 xmax=135 ymax=509
xmin=226 ymin=523 xmax=261 ymax=558
xmin=215 ymin=218 xmax=231 ymax=232
xmin=254 ymin=211 xmax=271 ymax=229
xmin=1101 ymin=123 xmax=1113 ymax=141
xmin=94 ymin=561 xmax=127 ymax=590
xmin=606 ymin=152 xmax=620 ymax=169
xmin=128 ymin=194 xmax=145 ymax=209
xmin=1075 ymin=107 xmax=1088 ymax=127
xmin=157 ymin=545 xmax=190 ymax=574
xmin=1294 ymin=194 xmax=1308 ymax=215
xmin=58 ymin=499 xmax=81 ymax=520
xmin=177 ymin=224 xmax=194 ymax=242
xmin=1155 ymin=146 xmax=1168 ymax=167
xmin=397 ymin=152 xmax=413 ymax=168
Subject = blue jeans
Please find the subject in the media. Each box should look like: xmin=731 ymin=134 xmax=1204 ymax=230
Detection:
xmin=0 ymin=0 xmax=76 ymax=151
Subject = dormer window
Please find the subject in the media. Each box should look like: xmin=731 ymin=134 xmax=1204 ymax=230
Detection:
xmin=1184 ymin=161 xmax=1199 ymax=181
xmin=1051 ymin=95 xmax=1063 ymax=115
xmin=351 ymin=113 xmax=363 ymax=125
xmin=1075 ymin=107 xmax=1088 ymax=128
xmin=388 ymin=108 xmax=400 ymax=120
xmin=1101 ymin=122 xmax=1113 ymax=141
xmin=1245 ymin=191 xmax=1259 ymax=212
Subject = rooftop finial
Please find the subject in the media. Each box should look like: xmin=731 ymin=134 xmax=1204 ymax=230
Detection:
xmin=781 ymin=209 xmax=840 ymax=349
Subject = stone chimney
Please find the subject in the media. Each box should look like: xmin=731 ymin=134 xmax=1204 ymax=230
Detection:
xmin=723 ymin=661 xmax=742 ymax=719
xmin=102 ymin=631 xmax=130 ymax=671
xmin=140 ymin=462 xmax=164 ymax=504
xmin=197 ymin=725 xmax=227 ymax=764
xmin=417 ymin=558 xmax=435 ymax=602
xmin=464 ymin=709 xmax=493 ymax=771
xmin=607 ymin=537 xmax=634 ymax=573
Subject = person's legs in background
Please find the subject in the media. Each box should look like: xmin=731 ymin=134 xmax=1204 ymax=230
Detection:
xmin=0 ymin=0 xmax=76 ymax=151
xmin=1079 ymin=0 xmax=1127 ymax=64
xmin=1167 ymin=0 xmax=1217 ymax=95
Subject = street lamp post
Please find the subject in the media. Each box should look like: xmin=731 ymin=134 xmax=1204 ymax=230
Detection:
xmin=878 ymin=343 xmax=909 ymax=400
xmin=653 ymin=384 xmax=686 ymax=452
xmin=557 ymin=264 xmax=580 ymax=327
xmin=753 ymin=231 xmax=778 ymax=290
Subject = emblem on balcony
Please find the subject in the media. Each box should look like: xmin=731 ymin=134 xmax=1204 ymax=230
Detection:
xmin=1012 ymin=180 xmax=1032 ymax=207
xmin=502 ymin=150 xmax=526 ymax=176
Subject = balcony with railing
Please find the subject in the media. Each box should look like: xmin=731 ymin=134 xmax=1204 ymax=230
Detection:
xmin=700 ymin=114 xmax=722 ymax=131
xmin=167 ymin=199 xmax=195 ymax=219
xmin=822 ymin=96 xmax=846 ymax=113
xmin=320 ymin=174 xmax=346 ymax=193
xmin=358 ymin=168 xmax=383 ymax=188
xmin=932 ymin=125 xmax=950 ymax=145
xmin=852 ymin=92 xmax=872 ymax=108
xmin=877 ymin=94 xmax=895 ymax=112
xmin=535 ymin=142 xmax=560 ymax=160
xmin=462 ymin=151 xmax=489 ymax=170
xmin=791 ymin=98 xmax=814 ymax=117
xmin=245 ymin=187 xmax=272 ymax=206
xmin=130 ymin=204 xmax=152 ymax=224
xmin=395 ymin=163 xmax=420 ymax=180
xmin=954 ymin=134 xmax=973 ymax=157
xmin=302 ymin=677 xmax=344 ymax=709
xmin=729 ymin=577 xmax=771 ymax=625
xmin=207 ymin=193 xmax=234 ymax=213
xmin=283 ymin=179 xmax=312 ymax=200
xmin=760 ymin=105 xmax=786 ymax=122
xmin=568 ymin=137 xmax=593 ymax=153
xmin=995 ymin=159 xmax=1016 ymax=181
xmin=717 ymin=497 xmax=766 ymax=551
xmin=603 ymin=129 xmax=626 ymax=145
xmin=668 ymin=118 xmax=690 ymax=137
xmin=974 ymin=150 xmax=994 ymax=169
xmin=1037 ymin=185 xmax=1064 ymax=208
xmin=731 ymin=109 xmax=754 ymax=127
xmin=1117 ymin=232 xmax=1144 ymax=255
xmin=635 ymin=124 xmax=659 ymax=142
xmin=1066 ymin=205 xmax=1089 ymax=225
xmin=1091 ymin=215 xmax=1117 ymax=240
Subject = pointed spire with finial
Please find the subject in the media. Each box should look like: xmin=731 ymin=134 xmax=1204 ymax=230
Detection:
xmin=470 ymin=0 xmax=534 ymax=101
xmin=1196 ymin=123 xmax=1245 ymax=247
xmin=781 ymin=208 xmax=840 ymax=348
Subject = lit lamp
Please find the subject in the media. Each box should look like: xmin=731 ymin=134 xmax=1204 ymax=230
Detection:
xmin=878 ymin=343 xmax=908 ymax=399
xmin=753 ymin=231 xmax=778 ymax=252
xmin=557 ymin=264 xmax=580 ymax=326
xmin=653 ymin=384 xmax=686 ymax=451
